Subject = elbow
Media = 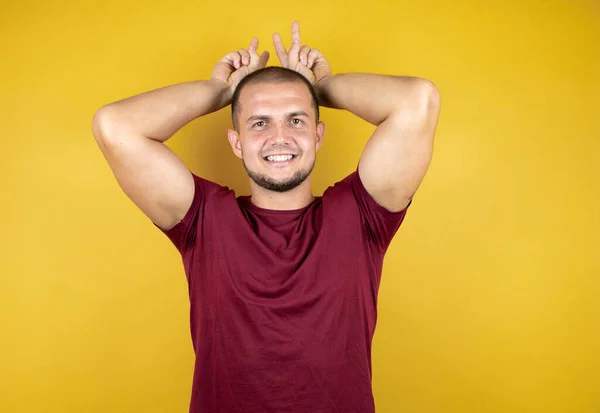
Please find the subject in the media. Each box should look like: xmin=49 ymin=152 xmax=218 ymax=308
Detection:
xmin=417 ymin=79 xmax=441 ymax=115
xmin=404 ymin=79 xmax=441 ymax=123
xmin=390 ymin=78 xmax=441 ymax=119
xmin=92 ymin=104 xmax=123 ymax=145
xmin=388 ymin=79 xmax=440 ymax=131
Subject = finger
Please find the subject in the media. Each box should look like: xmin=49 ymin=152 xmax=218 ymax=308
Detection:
xmin=248 ymin=37 xmax=270 ymax=68
xmin=289 ymin=21 xmax=301 ymax=56
xmin=258 ymin=51 xmax=270 ymax=68
xmin=222 ymin=52 xmax=240 ymax=69
xmin=307 ymin=48 xmax=320 ymax=68
xmin=299 ymin=45 xmax=311 ymax=66
xmin=238 ymin=48 xmax=250 ymax=66
xmin=291 ymin=21 xmax=301 ymax=47
xmin=248 ymin=38 xmax=261 ymax=66
xmin=228 ymin=52 xmax=241 ymax=69
xmin=273 ymin=32 xmax=289 ymax=67
xmin=248 ymin=37 xmax=259 ymax=54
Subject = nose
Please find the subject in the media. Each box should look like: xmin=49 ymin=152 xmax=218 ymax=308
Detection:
xmin=268 ymin=122 xmax=292 ymax=145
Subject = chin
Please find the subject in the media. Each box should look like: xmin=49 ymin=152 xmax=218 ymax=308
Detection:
xmin=244 ymin=161 xmax=314 ymax=193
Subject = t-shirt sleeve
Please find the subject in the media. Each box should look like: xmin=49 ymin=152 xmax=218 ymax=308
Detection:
xmin=348 ymin=168 xmax=410 ymax=252
xmin=155 ymin=173 xmax=225 ymax=254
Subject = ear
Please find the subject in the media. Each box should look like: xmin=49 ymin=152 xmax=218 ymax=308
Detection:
xmin=227 ymin=129 xmax=243 ymax=159
xmin=315 ymin=121 xmax=325 ymax=151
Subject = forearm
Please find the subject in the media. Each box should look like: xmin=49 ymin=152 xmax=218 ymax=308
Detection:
xmin=315 ymin=73 xmax=436 ymax=126
xmin=94 ymin=79 xmax=231 ymax=143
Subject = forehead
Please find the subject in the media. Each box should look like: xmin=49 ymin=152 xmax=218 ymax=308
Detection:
xmin=238 ymin=81 xmax=314 ymax=118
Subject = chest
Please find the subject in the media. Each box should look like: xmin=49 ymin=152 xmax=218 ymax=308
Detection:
xmin=193 ymin=201 xmax=375 ymax=306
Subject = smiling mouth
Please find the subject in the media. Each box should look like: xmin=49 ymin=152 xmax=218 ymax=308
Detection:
xmin=263 ymin=154 xmax=296 ymax=163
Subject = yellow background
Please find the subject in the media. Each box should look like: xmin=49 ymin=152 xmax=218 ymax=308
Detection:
xmin=2 ymin=0 xmax=599 ymax=412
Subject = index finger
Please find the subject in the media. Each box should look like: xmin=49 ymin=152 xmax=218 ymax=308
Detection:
xmin=248 ymin=37 xmax=259 ymax=54
xmin=291 ymin=21 xmax=301 ymax=46
xmin=273 ymin=32 xmax=289 ymax=67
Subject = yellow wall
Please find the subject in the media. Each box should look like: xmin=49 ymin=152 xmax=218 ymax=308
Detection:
xmin=2 ymin=0 xmax=598 ymax=412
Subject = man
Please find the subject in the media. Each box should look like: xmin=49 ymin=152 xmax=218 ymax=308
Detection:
xmin=93 ymin=21 xmax=440 ymax=413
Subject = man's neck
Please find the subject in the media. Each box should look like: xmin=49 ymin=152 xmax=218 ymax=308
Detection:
xmin=248 ymin=180 xmax=315 ymax=211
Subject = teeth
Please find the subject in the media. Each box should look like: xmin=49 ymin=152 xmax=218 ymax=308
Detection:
xmin=266 ymin=154 xmax=294 ymax=162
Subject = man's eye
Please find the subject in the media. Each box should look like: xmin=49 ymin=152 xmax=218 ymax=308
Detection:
xmin=254 ymin=121 xmax=265 ymax=127
xmin=291 ymin=118 xmax=302 ymax=125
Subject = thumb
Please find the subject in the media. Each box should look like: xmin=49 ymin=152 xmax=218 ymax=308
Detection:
xmin=258 ymin=51 xmax=270 ymax=68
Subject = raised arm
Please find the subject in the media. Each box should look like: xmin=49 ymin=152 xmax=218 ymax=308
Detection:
xmin=92 ymin=39 xmax=269 ymax=229
xmin=316 ymin=73 xmax=440 ymax=212
xmin=273 ymin=21 xmax=440 ymax=213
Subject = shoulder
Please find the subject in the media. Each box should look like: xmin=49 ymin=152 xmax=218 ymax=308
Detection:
xmin=157 ymin=173 xmax=236 ymax=250
xmin=322 ymin=168 xmax=411 ymax=251
xmin=321 ymin=170 xmax=368 ymax=225
xmin=191 ymin=173 xmax=232 ymax=198
xmin=323 ymin=169 xmax=358 ymax=197
xmin=324 ymin=168 xmax=403 ymax=214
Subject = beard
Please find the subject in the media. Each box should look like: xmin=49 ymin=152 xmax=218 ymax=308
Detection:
xmin=243 ymin=156 xmax=315 ymax=193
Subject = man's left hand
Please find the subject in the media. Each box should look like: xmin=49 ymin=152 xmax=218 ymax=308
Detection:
xmin=273 ymin=21 xmax=332 ymax=86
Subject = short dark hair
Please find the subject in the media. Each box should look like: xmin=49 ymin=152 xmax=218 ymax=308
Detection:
xmin=231 ymin=66 xmax=320 ymax=130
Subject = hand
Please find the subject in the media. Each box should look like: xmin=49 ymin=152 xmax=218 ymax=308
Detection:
xmin=273 ymin=21 xmax=332 ymax=85
xmin=211 ymin=38 xmax=270 ymax=92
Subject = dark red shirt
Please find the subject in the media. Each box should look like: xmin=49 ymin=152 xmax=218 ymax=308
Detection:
xmin=159 ymin=169 xmax=409 ymax=413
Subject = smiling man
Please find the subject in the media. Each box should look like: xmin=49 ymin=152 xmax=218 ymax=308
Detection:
xmin=93 ymin=22 xmax=440 ymax=413
xmin=229 ymin=70 xmax=324 ymax=198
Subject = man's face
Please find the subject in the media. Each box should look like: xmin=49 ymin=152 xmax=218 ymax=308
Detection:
xmin=228 ymin=81 xmax=325 ymax=193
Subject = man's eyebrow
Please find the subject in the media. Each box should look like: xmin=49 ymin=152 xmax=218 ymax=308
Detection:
xmin=286 ymin=111 xmax=309 ymax=118
xmin=245 ymin=111 xmax=310 ymax=124
xmin=246 ymin=114 xmax=271 ymax=123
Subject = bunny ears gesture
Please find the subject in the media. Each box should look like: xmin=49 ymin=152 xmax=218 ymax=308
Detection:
xmin=211 ymin=21 xmax=331 ymax=90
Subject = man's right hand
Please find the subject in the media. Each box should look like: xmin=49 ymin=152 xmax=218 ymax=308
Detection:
xmin=211 ymin=38 xmax=270 ymax=94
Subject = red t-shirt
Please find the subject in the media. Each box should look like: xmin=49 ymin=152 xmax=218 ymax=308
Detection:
xmin=159 ymin=168 xmax=409 ymax=413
